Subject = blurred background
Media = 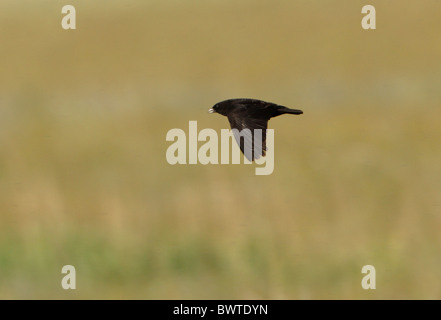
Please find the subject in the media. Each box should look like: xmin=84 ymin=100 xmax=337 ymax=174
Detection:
xmin=1 ymin=0 xmax=440 ymax=299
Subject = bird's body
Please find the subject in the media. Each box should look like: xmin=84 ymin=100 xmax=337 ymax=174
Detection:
xmin=209 ymin=98 xmax=303 ymax=161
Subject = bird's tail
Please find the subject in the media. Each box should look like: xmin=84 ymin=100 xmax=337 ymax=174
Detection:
xmin=278 ymin=106 xmax=303 ymax=115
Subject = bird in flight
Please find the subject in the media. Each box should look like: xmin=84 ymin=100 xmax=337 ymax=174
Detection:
xmin=209 ymin=98 xmax=303 ymax=161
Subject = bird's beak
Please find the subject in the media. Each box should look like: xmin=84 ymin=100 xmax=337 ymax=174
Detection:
xmin=208 ymin=108 xmax=215 ymax=113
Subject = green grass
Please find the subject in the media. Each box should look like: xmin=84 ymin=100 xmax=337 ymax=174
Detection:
xmin=0 ymin=0 xmax=441 ymax=299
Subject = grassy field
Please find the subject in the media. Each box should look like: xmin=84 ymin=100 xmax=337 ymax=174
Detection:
xmin=1 ymin=0 xmax=441 ymax=299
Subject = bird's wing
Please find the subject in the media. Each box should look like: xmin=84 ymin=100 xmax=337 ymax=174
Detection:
xmin=227 ymin=112 xmax=268 ymax=161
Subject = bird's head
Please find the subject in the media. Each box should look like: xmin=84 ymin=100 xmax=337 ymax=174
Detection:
xmin=208 ymin=104 xmax=218 ymax=114
xmin=208 ymin=101 xmax=228 ymax=116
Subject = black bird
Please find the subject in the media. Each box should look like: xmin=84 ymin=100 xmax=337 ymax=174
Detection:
xmin=209 ymin=98 xmax=303 ymax=161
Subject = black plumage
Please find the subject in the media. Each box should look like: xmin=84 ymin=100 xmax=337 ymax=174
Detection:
xmin=209 ymin=98 xmax=303 ymax=161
